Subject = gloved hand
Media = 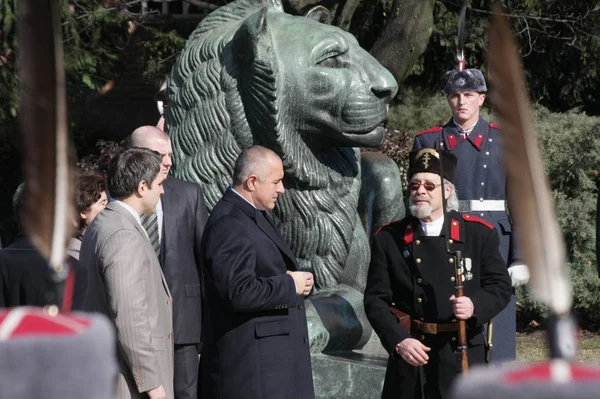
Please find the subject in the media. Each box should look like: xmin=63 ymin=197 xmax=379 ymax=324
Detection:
xmin=508 ymin=263 xmax=530 ymax=287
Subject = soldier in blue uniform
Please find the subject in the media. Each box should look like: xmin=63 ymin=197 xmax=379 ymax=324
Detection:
xmin=411 ymin=67 xmax=530 ymax=362
xmin=364 ymin=148 xmax=511 ymax=399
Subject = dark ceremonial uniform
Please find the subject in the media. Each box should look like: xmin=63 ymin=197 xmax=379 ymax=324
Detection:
xmin=413 ymin=118 xmax=519 ymax=362
xmin=365 ymin=212 xmax=511 ymax=399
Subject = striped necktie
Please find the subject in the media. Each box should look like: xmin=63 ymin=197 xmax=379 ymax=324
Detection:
xmin=141 ymin=212 xmax=160 ymax=258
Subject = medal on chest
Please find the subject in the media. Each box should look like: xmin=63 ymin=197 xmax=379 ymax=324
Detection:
xmin=461 ymin=257 xmax=473 ymax=281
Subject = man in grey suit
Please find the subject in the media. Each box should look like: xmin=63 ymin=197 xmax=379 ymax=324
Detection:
xmin=130 ymin=126 xmax=208 ymax=399
xmin=81 ymin=147 xmax=174 ymax=399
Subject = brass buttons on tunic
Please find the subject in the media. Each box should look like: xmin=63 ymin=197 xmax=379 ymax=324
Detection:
xmin=449 ymin=258 xmax=454 ymax=264
xmin=415 ymin=240 xmax=421 ymax=246
xmin=416 ymin=258 xmax=422 ymax=264
xmin=417 ymin=278 xmax=423 ymax=284
xmin=448 ymin=239 xmax=454 ymax=244
xmin=450 ymin=277 xmax=456 ymax=282
xmin=420 ymin=335 xmax=425 ymax=341
xmin=452 ymin=337 xmax=457 ymax=342
xmin=417 ymin=298 xmax=423 ymax=304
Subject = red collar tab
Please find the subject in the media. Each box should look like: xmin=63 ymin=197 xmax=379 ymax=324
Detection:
xmin=450 ymin=218 xmax=461 ymax=242
xmin=0 ymin=307 xmax=91 ymax=340
xmin=403 ymin=223 xmax=414 ymax=245
xmin=489 ymin=123 xmax=502 ymax=129
xmin=462 ymin=214 xmax=494 ymax=229
xmin=446 ymin=134 xmax=458 ymax=150
xmin=470 ymin=133 xmax=485 ymax=150
xmin=416 ymin=127 xmax=442 ymax=137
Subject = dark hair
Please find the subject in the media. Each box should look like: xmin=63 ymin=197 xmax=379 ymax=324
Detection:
xmin=76 ymin=170 xmax=107 ymax=230
xmin=12 ymin=182 xmax=26 ymax=231
xmin=232 ymin=146 xmax=277 ymax=187
xmin=108 ymin=147 xmax=162 ymax=200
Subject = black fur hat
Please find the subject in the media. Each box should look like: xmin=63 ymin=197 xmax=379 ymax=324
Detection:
xmin=443 ymin=68 xmax=487 ymax=95
xmin=408 ymin=148 xmax=457 ymax=184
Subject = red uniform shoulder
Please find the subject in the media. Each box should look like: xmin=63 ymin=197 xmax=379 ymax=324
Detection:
xmin=489 ymin=123 xmax=502 ymax=130
xmin=375 ymin=219 xmax=405 ymax=235
xmin=415 ymin=127 xmax=442 ymax=137
xmin=462 ymin=214 xmax=494 ymax=230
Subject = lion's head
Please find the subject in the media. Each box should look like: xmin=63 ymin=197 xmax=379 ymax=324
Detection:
xmin=166 ymin=0 xmax=397 ymax=209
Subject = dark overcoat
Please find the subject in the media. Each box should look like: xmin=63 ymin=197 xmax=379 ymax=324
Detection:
xmin=199 ymin=188 xmax=314 ymax=399
xmin=412 ymin=118 xmax=517 ymax=362
xmin=364 ymin=211 xmax=511 ymax=399
xmin=0 ymin=235 xmax=86 ymax=310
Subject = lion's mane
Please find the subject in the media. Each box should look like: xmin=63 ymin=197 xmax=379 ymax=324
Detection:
xmin=167 ymin=0 xmax=362 ymax=289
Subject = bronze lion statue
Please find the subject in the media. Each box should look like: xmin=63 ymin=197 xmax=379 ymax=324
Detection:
xmin=166 ymin=0 xmax=403 ymax=353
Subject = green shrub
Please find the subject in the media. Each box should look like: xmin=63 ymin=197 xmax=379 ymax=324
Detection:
xmin=382 ymin=91 xmax=600 ymax=331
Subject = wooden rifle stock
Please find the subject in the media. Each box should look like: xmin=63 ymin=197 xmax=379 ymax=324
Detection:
xmin=454 ymin=250 xmax=469 ymax=374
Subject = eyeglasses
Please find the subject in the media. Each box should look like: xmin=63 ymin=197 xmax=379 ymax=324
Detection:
xmin=408 ymin=181 xmax=441 ymax=192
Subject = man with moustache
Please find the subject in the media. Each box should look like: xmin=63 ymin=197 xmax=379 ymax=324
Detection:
xmin=412 ymin=67 xmax=529 ymax=362
xmin=364 ymin=148 xmax=511 ymax=399
xmin=129 ymin=126 xmax=208 ymax=399
xmin=200 ymin=146 xmax=315 ymax=399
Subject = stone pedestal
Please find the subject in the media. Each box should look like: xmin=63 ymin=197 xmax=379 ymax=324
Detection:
xmin=312 ymin=334 xmax=388 ymax=399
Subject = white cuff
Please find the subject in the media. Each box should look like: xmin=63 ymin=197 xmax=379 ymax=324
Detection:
xmin=508 ymin=263 xmax=530 ymax=287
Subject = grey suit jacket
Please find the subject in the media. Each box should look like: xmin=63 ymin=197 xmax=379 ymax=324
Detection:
xmin=81 ymin=202 xmax=174 ymax=399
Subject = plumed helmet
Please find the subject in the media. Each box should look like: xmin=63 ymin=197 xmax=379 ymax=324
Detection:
xmin=444 ymin=68 xmax=487 ymax=95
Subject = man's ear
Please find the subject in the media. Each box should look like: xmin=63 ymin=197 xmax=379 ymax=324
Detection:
xmin=137 ymin=180 xmax=147 ymax=197
xmin=445 ymin=185 xmax=452 ymax=199
xmin=479 ymin=93 xmax=486 ymax=106
xmin=246 ymin=175 xmax=258 ymax=191
xmin=80 ymin=209 xmax=89 ymax=223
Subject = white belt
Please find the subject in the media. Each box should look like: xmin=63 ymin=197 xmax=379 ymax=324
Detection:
xmin=458 ymin=200 xmax=505 ymax=212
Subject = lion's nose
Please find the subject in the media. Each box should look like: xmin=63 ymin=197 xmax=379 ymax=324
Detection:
xmin=370 ymin=72 xmax=398 ymax=103
xmin=371 ymin=84 xmax=397 ymax=103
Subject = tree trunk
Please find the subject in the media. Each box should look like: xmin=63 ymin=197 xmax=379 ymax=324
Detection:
xmin=369 ymin=0 xmax=434 ymax=84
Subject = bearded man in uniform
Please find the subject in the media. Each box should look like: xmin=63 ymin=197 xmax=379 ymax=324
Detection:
xmin=364 ymin=148 xmax=511 ymax=399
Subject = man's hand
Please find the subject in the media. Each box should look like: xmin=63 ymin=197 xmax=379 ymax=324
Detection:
xmin=302 ymin=272 xmax=314 ymax=296
xmin=449 ymin=295 xmax=474 ymax=320
xmin=395 ymin=338 xmax=431 ymax=366
xmin=287 ymin=271 xmax=314 ymax=296
xmin=147 ymin=385 xmax=166 ymax=399
xmin=508 ymin=263 xmax=530 ymax=287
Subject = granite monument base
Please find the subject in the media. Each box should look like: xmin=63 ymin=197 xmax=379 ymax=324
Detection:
xmin=312 ymin=334 xmax=388 ymax=399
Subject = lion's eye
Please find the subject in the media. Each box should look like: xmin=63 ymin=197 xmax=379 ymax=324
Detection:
xmin=314 ymin=36 xmax=348 ymax=67
xmin=316 ymin=51 xmax=342 ymax=67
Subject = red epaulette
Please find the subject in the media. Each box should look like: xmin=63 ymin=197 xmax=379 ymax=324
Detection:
xmin=375 ymin=219 xmax=404 ymax=235
xmin=462 ymin=214 xmax=494 ymax=230
xmin=415 ymin=127 xmax=442 ymax=137
xmin=489 ymin=123 xmax=502 ymax=130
